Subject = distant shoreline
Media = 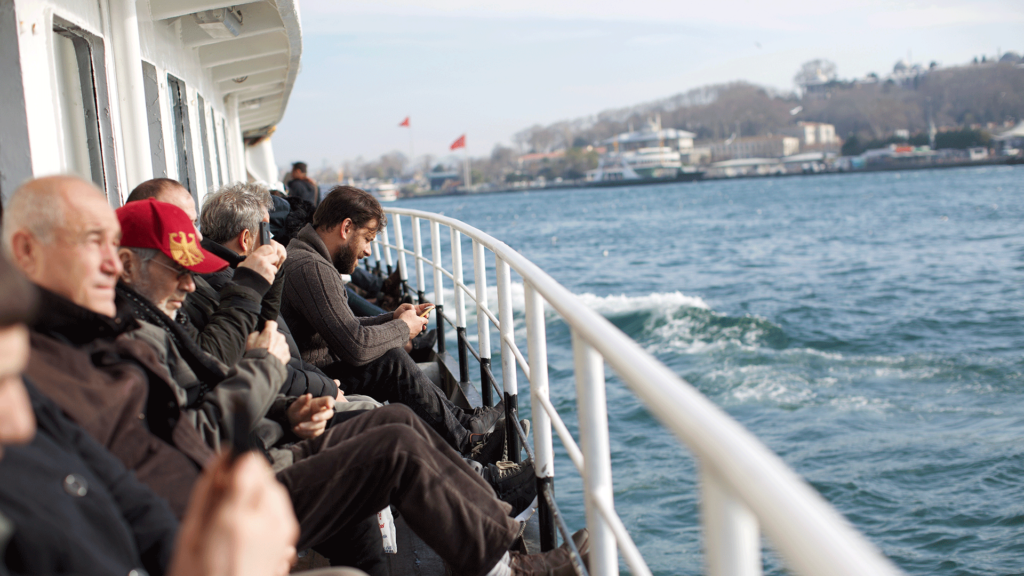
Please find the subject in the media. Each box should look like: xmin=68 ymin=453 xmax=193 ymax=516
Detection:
xmin=392 ymin=156 xmax=1023 ymax=200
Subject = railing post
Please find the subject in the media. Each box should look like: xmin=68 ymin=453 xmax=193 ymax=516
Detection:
xmin=473 ymin=240 xmax=493 ymax=407
xmin=411 ymin=216 xmax=426 ymax=303
xmin=392 ymin=212 xmax=409 ymax=300
xmin=572 ymin=332 xmax=618 ymax=576
xmin=496 ymin=257 xmax=520 ymax=463
xmin=451 ymin=228 xmax=470 ymax=385
xmin=430 ymin=220 xmax=445 ymax=354
xmin=525 ymin=282 xmax=557 ymax=550
xmin=371 ymin=237 xmax=382 ymax=275
xmin=380 ymin=227 xmax=394 ymax=275
xmin=701 ymin=465 xmax=761 ymax=576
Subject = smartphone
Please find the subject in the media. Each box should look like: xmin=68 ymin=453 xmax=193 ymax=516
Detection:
xmin=229 ymin=397 xmax=251 ymax=463
xmin=258 ymin=221 xmax=271 ymax=247
xmin=419 ymin=305 xmax=435 ymax=318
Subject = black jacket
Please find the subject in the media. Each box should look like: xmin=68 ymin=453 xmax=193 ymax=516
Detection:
xmin=285 ymin=177 xmax=318 ymax=205
xmin=0 ymin=381 xmax=178 ymax=576
xmin=190 ymin=239 xmax=339 ymax=399
xmin=179 ymin=247 xmax=271 ymax=367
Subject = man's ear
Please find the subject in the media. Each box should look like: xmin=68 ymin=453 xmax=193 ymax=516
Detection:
xmin=117 ymin=249 xmax=135 ymax=283
xmin=238 ymin=228 xmax=253 ymax=254
xmin=338 ymin=218 xmax=354 ymax=241
xmin=8 ymin=230 xmax=39 ymax=278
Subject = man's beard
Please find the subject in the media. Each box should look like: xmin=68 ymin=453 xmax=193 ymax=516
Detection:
xmin=332 ymin=243 xmax=358 ymax=274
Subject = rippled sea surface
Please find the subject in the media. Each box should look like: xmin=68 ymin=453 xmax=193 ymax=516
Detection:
xmin=397 ymin=166 xmax=1024 ymax=575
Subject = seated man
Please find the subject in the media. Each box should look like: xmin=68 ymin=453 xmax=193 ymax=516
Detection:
xmin=281 ymin=186 xmax=507 ymax=462
xmin=130 ymin=178 xmax=344 ymax=402
xmin=0 ymin=250 xmax=300 ymax=576
xmin=126 ymin=178 xmax=283 ymax=367
xmin=4 ymin=175 xmax=587 ymax=576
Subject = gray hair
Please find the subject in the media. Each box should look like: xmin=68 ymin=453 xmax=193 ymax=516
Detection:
xmin=2 ymin=182 xmax=67 ymax=251
xmin=200 ymin=182 xmax=274 ymax=245
xmin=125 ymin=247 xmax=160 ymax=264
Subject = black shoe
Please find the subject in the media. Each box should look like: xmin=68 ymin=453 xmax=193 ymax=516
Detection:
xmin=509 ymin=528 xmax=590 ymax=576
xmin=469 ymin=403 xmax=504 ymax=434
xmin=481 ymin=460 xmax=537 ymax=518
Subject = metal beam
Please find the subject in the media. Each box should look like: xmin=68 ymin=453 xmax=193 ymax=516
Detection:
xmin=210 ymin=54 xmax=289 ymax=82
xmin=197 ymin=31 xmax=288 ymax=67
xmin=233 ymin=83 xmax=286 ymax=102
xmin=218 ymin=69 xmax=288 ymax=94
xmin=149 ymin=0 xmax=262 ymax=21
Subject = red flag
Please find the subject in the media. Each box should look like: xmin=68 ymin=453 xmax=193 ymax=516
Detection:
xmin=399 ymin=117 xmax=410 ymax=127
xmin=450 ymin=134 xmax=466 ymax=150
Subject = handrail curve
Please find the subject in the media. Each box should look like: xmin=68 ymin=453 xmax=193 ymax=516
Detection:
xmin=379 ymin=207 xmax=903 ymax=576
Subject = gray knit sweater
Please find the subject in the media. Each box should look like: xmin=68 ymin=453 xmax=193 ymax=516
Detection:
xmin=281 ymin=224 xmax=408 ymax=367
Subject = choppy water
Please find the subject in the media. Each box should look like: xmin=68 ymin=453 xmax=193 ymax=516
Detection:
xmin=397 ymin=166 xmax=1024 ymax=575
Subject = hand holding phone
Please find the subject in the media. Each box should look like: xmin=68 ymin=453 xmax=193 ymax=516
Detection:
xmin=419 ymin=305 xmax=435 ymax=318
xmin=258 ymin=221 xmax=271 ymax=247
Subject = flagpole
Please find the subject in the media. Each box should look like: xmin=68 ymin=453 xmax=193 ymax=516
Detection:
xmin=463 ymin=145 xmax=470 ymax=191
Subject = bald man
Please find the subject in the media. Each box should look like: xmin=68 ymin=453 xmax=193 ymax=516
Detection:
xmin=4 ymin=175 xmax=590 ymax=576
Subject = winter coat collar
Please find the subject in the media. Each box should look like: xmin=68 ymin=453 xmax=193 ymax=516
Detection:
xmin=116 ymin=282 xmax=228 ymax=388
xmin=201 ymin=238 xmax=245 ymax=268
xmin=30 ymin=286 xmax=138 ymax=346
xmin=293 ymin=223 xmax=333 ymax=263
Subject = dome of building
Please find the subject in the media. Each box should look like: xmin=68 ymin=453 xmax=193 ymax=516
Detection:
xmin=893 ymin=59 xmax=909 ymax=73
xmin=999 ymin=51 xmax=1021 ymax=63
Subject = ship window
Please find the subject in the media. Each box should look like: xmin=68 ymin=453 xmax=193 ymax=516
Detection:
xmin=166 ymin=74 xmax=198 ymax=208
xmin=196 ymin=94 xmax=214 ymax=195
xmin=52 ymin=18 xmax=119 ymax=206
xmin=211 ymin=111 xmax=224 ymax=187
xmin=221 ymin=118 xmax=233 ymax=182
xmin=141 ymin=61 xmax=167 ymax=178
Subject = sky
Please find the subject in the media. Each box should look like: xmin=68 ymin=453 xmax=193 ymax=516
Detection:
xmin=272 ymin=0 xmax=1024 ymax=171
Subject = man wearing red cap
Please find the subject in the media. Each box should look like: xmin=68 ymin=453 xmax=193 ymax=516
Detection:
xmin=6 ymin=176 xmax=589 ymax=576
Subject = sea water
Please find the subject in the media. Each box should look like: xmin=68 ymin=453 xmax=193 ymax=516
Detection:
xmin=397 ymin=165 xmax=1024 ymax=575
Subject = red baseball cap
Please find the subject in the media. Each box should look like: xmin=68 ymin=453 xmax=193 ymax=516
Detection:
xmin=116 ymin=198 xmax=228 ymax=274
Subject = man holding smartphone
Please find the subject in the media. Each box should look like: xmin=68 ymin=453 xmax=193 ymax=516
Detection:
xmin=281 ymin=186 xmax=510 ymax=464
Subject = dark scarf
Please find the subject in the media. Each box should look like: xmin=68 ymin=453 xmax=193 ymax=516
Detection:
xmin=31 ymin=286 xmax=138 ymax=346
xmin=116 ymin=282 xmax=228 ymax=404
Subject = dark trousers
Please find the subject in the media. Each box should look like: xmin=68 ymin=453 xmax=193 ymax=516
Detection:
xmin=278 ymin=404 xmax=518 ymax=576
xmin=322 ymin=348 xmax=476 ymax=452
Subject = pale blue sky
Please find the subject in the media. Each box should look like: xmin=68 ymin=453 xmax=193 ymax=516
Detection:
xmin=273 ymin=0 xmax=1024 ymax=170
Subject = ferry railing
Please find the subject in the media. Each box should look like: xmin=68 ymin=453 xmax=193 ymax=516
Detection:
xmin=374 ymin=207 xmax=904 ymax=576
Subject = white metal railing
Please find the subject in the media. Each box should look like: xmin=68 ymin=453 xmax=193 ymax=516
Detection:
xmin=374 ymin=207 xmax=904 ymax=576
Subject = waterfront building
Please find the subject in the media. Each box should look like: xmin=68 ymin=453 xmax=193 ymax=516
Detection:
xmin=707 ymin=135 xmax=800 ymax=162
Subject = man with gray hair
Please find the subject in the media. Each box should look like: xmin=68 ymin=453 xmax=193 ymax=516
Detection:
xmin=125 ymin=177 xmax=283 ymax=367
xmin=191 ymin=182 xmax=369 ymax=404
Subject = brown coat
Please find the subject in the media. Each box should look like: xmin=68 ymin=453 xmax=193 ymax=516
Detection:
xmin=24 ymin=287 xmax=215 ymax=518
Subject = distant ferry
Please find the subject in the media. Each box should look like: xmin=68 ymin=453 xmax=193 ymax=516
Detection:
xmin=359 ymin=180 xmax=400 ymax=202
xmin=586 ymin=116 xmax=704 ymax=184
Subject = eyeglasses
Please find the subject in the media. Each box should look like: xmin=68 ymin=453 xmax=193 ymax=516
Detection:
xmin=150 ymin=257 xmax=194 ymax=280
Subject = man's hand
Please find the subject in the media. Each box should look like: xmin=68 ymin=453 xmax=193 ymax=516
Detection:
xmin=167 ymin=453 xmax=299 ymax=576
xmin=246 ymin=320 xmax=290 ymax=367
xmin=268 ymin=239 xmax=287 ymax=268
xmin=396 ymin=306 xmax=428 ymax=341
xmin=333 ymin=380 xmax=348 ymax=403
xmin=238 ymin=244 xmax=281 ymax=284
xmin=286 ymin=393 xmax=335 ymax=439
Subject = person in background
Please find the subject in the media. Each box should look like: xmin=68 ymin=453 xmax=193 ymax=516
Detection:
xmin=286 ymin=162 xmax=319 ymax=205
xmin=0 ymin=249 xmax=301 ymax=576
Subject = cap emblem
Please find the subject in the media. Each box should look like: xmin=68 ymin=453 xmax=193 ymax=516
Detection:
xmin=169 ymin=231 xmax=204 ymax=267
